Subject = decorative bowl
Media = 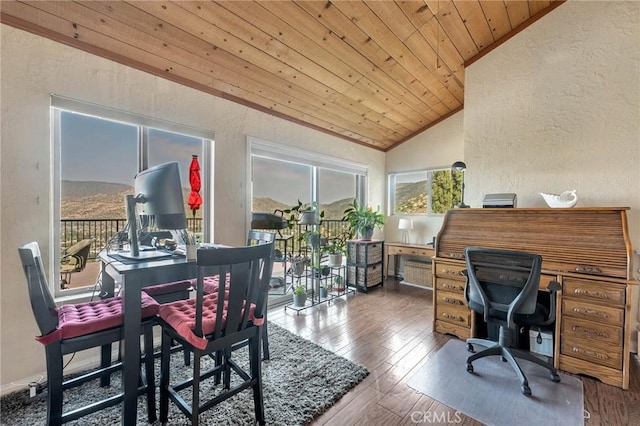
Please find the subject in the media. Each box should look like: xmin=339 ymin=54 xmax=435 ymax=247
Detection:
xmin=540 ymin=190 xmax=578 ymax=208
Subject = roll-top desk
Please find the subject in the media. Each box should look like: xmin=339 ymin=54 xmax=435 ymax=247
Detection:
xmin=432 ymin=207 xmax=635 ymax=389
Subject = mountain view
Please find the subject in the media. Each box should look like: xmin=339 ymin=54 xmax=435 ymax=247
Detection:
xmin=61 ymin=180 xmax=200 ymax=219
xmin=61 ymin=181 xmax=356 ymax=220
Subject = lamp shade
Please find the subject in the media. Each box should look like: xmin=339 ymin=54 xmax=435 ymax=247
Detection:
xmin=451 ymin=161 xmax=467 ymax=172
xmin=398 ymin=218 xmax=413 ymax=230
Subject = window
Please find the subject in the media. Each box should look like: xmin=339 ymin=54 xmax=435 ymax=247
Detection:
xmin=52 ymin=96 xmax=213 ymax=297
xmin=249 ymin=137 xmax=367 ymax=240
xmin=389 ymin=168 xmax=463 ymax=215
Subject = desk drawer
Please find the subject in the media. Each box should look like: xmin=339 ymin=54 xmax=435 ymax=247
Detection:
xmin=434 ymin=263 xmax=466 ymax=280
xmin=561 ymin=316 xmax=623 ymax=347
xmin=435 ymin=278 xmax=465 ymax=294
xmin=562 ymin=299 xmax=624 ymax=326
xmin=563 ymin=278 xmax=626 ymax=306
xmin=435 ymin=290 xmax=469 ymax=326
xmin=561 ymin=338 xmax=622 ymax=370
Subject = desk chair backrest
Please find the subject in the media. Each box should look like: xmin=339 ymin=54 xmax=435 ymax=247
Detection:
xmin=19 ymin=242 xmax=58 ymax=338
xmin=464 ymin=247 xmax=542 ymax=329
xmin=193 ymin=242 xmax=274 ymax=345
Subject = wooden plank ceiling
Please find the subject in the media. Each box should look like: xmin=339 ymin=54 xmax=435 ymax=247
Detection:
xmin=1 ymin=1 xmax=564 ymax=151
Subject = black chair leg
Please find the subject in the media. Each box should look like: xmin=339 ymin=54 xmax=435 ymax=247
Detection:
xmin=143 ymin=325 xmax=157 ymax=423
xmin=262 ymin=322 xmax=270 ymax=361
xmin=46 ymin=344 xmax=64 ymax=426
xmin=100 ymin=343 xmax=111 ymax=387
xmin=159 ymin=330 xmax=172 ymax=424
xmin=191 ymin=351 xmax=201 ymax=426
xmin=250 ymin=334 xmax=266 ymax=425
xmin=183 ymin=347 xmax=190 ymax=366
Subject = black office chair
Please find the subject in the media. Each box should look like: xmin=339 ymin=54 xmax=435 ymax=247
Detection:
xmin=158 ymin=242 xmax=274 ymax=425
xmin=463 ymin=247 xmax=560 ymax=396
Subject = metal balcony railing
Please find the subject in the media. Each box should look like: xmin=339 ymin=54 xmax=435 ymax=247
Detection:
xmin=60 ymin=218 xmax=350 ymax=261
xmin=60 ymin=218 xmax=203 ymax=260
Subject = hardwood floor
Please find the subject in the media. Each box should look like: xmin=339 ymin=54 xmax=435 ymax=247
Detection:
xmin=268 ymin=278 xmax=640 ymax=426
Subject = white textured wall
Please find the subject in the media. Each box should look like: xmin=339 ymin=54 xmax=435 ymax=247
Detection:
xmin=385 ymin=111 xmax=464 ymax=244
xmin=464 ymin=1 xmax=640 ymax=344
xmin=0 ymin=25 xmax=385 ymax=391
xmin=464 ymin=1 xmax=639 ymax=232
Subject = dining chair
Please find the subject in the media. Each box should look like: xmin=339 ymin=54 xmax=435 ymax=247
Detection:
xmin=19 ymin=241 xmax=159 ymax=425
xmin=201 ymin=230 xmax=276 ymax=360
xmin=157 ymin=242 xmax=274 ymax=425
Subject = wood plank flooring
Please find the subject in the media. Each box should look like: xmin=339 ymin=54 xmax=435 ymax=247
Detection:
xmin=268 ymin=278 xmax=640 ymax=426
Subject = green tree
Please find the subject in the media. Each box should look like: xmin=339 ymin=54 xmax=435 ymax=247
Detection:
xmin=431 ymin=170 xmax=462 ymax=213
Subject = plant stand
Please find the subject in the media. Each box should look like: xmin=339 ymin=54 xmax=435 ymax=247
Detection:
xmin=284 ymin=263 xmax=354 ymax=315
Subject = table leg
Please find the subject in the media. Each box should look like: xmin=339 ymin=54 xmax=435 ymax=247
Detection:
xmin=122 ymin=277 xmax=142 ymax=425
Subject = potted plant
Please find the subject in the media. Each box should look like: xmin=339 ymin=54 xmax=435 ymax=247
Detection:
xmin=282 ymin=200 xmax=325 ymax=255
xmin=292 ymin=284 xmax=307 ymax=307
xmin=290 ymin=255 xmax=307 ymax=277
xmin=323 ymin=232 xmax=348 ymax=266
xmin=333 ymin=275 xmax=345 ymax=292
xmin=342 ymin=200 xmax=385 ymax=240
xmin=319 ymin=282 xmax=332 ymax=298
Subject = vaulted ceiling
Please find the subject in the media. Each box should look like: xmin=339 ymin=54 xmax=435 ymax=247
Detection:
xmin=1 ymin=1 xmax=564 ymax=151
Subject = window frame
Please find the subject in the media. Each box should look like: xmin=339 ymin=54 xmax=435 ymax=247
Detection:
xmin=247 ymin=136 xmax=368 ymax=224
xmin=51 ymin=95 xmax=214 ymax=298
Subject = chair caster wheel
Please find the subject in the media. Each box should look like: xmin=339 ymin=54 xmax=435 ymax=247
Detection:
xmin=551 ymin=372 xmax=561 ymax=383
xmin=466 ymin=363 xmax=474 ymax=373
xmin=466 ymin=343 xmax=474 ymax=353
xmin=522 ymin=384 xmax=532 ymax=396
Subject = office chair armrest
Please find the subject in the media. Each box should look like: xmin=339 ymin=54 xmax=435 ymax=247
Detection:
xmin=539 ymin=280 xmax=561 ymax=326
xmin=463 ymin=269 xmax=491 ymax=325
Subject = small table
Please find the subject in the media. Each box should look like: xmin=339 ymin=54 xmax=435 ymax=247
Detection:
xmin=99 ymin=251 xmax=198 ymax=425
xmin=384 ymin=242 xmax=435 ymax=279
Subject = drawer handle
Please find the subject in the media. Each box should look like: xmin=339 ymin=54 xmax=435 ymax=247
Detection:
xmin=443 ymin=297 xmax=463 ymax=306
xmin=573 ymin=288 xmax=609 ymax=299
xmin=571 ymin=325 xmax=609 ymax=338
xmin=442 ymin=313 xmax=464 ymax=322
xmin=572 ymin=307 xmax=610 ymax=319
xmin=442 ymin=269 xmax=463 ymax=276
xmin=443 ymin=283 xmax=463 ymax=292
xmin=449 ymin=253 xmax=464 ymax=259
xmin=575 ymin=266 xmax=602 ymax=274
xmin=571 ymin=346 xmax=609 ymax=360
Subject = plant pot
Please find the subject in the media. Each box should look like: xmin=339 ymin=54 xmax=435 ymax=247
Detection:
xmin=292 ymin=260 xmax=306 ymax=276
xmin=292 ymin=293 xmax=307 ymax=307
xmin=358 ymin=227 xmax=374 ymax=240
xmin=321 ymin=265 xmax=330 ymax=276
xmin=319 ymin=287 xmax=328 ymax=298
xmin=328 ymin=253 xmax=343 ymax=266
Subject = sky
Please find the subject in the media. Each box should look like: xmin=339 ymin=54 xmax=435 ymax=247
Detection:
xmin=61 ymin=111 xmax=201 ymax=187
xmin=61 ymin=110 xmax=356 ymax=205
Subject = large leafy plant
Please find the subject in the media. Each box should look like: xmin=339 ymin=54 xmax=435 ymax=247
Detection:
xmin=342 ymin=200 xmax=385 ymax=239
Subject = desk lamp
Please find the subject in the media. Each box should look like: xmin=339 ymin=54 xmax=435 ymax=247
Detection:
xmin=451 ymin=161 xmax=470 ymax=208
xmin=398 ymin=218 xmax=413 ymax=244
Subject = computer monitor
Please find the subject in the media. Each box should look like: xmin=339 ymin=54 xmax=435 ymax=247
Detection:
xmin=123 ymin=161 xmax=188 ymax=259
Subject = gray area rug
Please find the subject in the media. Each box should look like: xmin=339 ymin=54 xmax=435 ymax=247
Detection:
xmin=407 ymin=339 xmax=584 ymax=426
xmin=0 ymin=323 xmax=368 ymax=425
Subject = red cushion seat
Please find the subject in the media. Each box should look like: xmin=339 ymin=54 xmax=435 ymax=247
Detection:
xmin=158 ymin=291 xmax=260 ymax=350
xmin=36 ymin=292 xmax=159 ymax=345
